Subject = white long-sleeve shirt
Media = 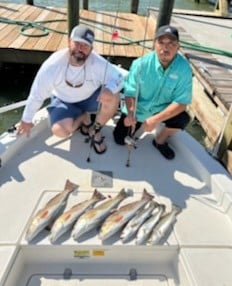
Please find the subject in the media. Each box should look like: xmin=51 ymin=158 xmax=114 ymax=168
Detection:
xmin=22 ymin=48 xmax=124 ymax=122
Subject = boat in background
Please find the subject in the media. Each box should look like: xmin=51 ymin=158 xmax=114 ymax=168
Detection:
xmin=0 ymin=103 xmax=232 ymax=285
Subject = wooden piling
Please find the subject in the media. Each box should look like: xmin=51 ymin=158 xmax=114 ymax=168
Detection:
xmin=156 ymin=0 xmax=175 ymax=30
xmin=131 ymin=0 xmax=139 ymax=14
xmin=67 ymin=0 xmax=80 ymax=36
xmin=217 ymin=106 xmax=232 ymax=160
xmin=26 ymin=0 xmax=34 ymax=5
xmin=83 ymin=0 xmax=89 ymax=10
xmin=216 ymin=0 xmax=229 ymax=16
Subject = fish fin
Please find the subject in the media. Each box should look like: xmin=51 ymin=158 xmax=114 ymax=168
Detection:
xmin=63 ymin=213 xmax=72 ymax=221
xmin=113 ymin=214 xmax=123 ymax=223
xmin=64 ymin=179 xmax=79 ymax=192
xmin=85 ymin=210 xmax=98 ymax=219
xmin=40 ymin=209 xmax=49 ymax=218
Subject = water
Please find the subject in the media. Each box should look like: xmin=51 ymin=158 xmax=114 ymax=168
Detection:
xmin=0 ymin=0 xmax=215 ymax=13
xmin=0 ymin=0 xmax=211 ymax=143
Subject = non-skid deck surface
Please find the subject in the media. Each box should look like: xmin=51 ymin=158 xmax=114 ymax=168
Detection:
xmin=0 ymin=112 xmax=232 ymax=285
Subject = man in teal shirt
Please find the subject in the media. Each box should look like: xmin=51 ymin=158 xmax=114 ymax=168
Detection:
xmin=113 ymin=25 xmax=192 ymax=159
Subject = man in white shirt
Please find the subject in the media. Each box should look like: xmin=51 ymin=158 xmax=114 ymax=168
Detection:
xmin=17 ymin=24 xmax=124 ymax=154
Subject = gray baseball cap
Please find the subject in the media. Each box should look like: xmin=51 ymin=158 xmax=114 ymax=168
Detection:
xmin=70 ymin=24 xmax=95 ymax=46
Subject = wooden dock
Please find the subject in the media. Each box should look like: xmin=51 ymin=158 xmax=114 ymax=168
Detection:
xmin=162 ymin=10 xmax=232 ymax=173
xmin=0 ymin=2 xmax=155 ymax=65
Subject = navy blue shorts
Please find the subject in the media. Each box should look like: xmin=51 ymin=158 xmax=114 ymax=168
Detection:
xmin=113 ymin=111 xmax=190 ymax=145
xmin=47 ymin=87 xmax=101 ymax=125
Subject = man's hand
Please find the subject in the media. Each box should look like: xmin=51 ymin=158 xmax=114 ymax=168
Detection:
xmin=17 ymin=121 xmax=34 ymax=137
xmin=124 ymin=112 xmax=137 ymax=127
xmin=142 ymin=116 xmax=159 ymax=132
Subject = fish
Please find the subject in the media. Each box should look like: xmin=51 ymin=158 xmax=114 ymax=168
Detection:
xmin=120 ymin=200 xmax=156 ymax=243
xmin=72 ymin=188 xmax=129 ymax=240
xmin=136 ymin=203 xmax=165 ymax=245
xmin=49 ymin=189 xmax=105 ymax=243
xmin=148 ymin=204 xmax=181 ymax=245
xmin=25 ymin=179 xmax=78 ymax=242
xmin=99 ymin=189 xmax=154 ymax=241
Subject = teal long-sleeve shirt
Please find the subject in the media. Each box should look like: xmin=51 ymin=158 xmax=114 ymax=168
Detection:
xmin=122 ymin=51 xmax=193 ymax=122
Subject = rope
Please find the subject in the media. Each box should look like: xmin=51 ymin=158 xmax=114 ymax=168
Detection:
xmin=0 ymin=17 xmax=66 ymax=37
xmin=180 ymin=40 xmax=232 ymax=57
xmin=0 ymin=16 xmax=231 ymax=57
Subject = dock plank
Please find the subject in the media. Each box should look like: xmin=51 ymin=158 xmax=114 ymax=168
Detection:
xmin=0 ymin=4 xmax=32 ymax=45
xmin=0 ymin=3 xmax=156 ymax=59
xmin=20 ymin=9 xmax=53 ymax=50
xmin=33 ymin=9 xmax=66 ymax=51
xmin=44 ymin=14 xmax=67 ymax=51
xmin=0 ymin=3 xmax=21 ymax=22
xmin=8 ymin=6 xmax=46 ymax=49
xmin=92 ymin=10 xmax=104 ymax=53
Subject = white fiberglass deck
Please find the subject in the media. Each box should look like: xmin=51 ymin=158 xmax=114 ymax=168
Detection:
xmin=0 ymin=109 xmax=232 ymax=286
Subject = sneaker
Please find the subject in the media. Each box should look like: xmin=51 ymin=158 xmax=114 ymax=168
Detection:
xmin=152 ymin=140 xmax=175 ymax=160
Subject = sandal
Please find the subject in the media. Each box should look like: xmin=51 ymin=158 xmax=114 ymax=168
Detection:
xmin=80 ymin=122 xmax=93 ymax=136
xmin=92 ymin=135 xmax=107 ymax=154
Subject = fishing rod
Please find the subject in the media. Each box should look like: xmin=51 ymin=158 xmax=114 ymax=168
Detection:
xmin=125 ymin=0 xmax=152 ymax=167
xmin=86 ymin=1 xmax=122 ymax=163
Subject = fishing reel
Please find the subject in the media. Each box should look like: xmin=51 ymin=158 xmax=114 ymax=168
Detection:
xmin=124 ymin=136 xmax=137 ymax=149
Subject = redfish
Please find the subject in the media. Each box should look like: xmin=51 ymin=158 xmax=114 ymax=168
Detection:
xmin=25 ymin=179 xmax=77 ymax=242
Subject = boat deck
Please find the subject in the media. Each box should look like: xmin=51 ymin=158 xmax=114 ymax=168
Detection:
xmin=0 ymin=109 xmax=232 ymax=285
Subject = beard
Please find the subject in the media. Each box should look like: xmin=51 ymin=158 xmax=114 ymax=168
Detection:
xmin=71 ymin=51 xmax=88 ymax=65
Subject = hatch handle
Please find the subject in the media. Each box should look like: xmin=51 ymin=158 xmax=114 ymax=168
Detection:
xmin=129 ymin=268 xmax=137 ymax=281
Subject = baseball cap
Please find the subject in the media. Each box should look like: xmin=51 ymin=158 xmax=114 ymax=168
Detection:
xmin=70 ymin=24 xmax=95 ymax=46
xmin=155 ymin=25 xmax=179 ymax=41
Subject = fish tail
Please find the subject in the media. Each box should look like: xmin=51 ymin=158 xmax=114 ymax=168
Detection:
xmin=92 ymin=189 xmax=106 ymax=201
xmin=142 ymin=189 xmax=154 ymax=200
xmin=117 ymin=188 xmax=128 ymax=199
xmin=172 ymin=204 xmax=181 ymax=214
xmin=64 ymin=179 xmax=79 ymax=193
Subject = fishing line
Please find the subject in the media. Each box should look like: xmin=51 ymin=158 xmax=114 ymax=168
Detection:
xmin=125 ymin=0 xmax=153 ymax=167
xmin=86 ymin=0 xmax=122 ymax=163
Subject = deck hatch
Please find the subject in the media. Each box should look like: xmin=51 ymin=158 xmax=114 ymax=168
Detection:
xmin=91 ymin=170 xmax=113 ymax=188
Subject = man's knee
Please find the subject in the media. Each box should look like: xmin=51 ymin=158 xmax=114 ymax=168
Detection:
xmin=51 ymin=123 xmax=71 ymax=138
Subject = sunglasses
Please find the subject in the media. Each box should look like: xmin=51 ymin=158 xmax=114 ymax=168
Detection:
xmin=65 ymin=64 xmax=86 ymax=88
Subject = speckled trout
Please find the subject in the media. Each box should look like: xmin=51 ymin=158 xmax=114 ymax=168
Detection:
xmin=136 ymin=203 xmax=165 ymax=245
xmin=72 ymin=188 xmax=128 ymax=240
xmin=148 ymin=204 xmax=181 ymax=245
xmin=120 ymin=200 xmax=156 ymax=243
xmin=25 ymin=179 xmax=78 ymax=242
xmin=50 ymin=189 xmax=105 ymax=243
xmin=99 ymin=189 xmax=154 ymax=241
